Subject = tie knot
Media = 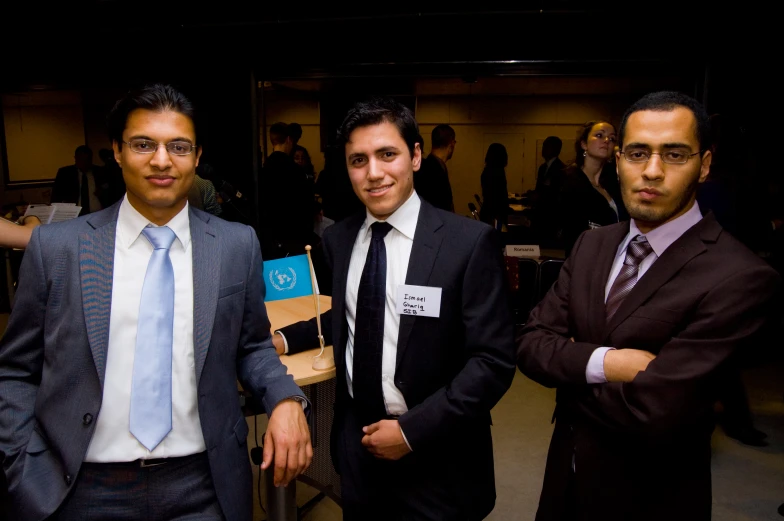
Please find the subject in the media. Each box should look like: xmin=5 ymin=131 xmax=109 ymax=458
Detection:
xmin=626 ymin=235 xmax=653 ymax=265
xmin=370 ymin=221 xmax=393 ymax=240
xmin=142 ymin=226 xmax=176 ymax=251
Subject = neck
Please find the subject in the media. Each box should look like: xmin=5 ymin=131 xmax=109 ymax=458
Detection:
xmin=581 ymin=156 xmax=605 ymax=186
xmin=272 ymin=144 xmax=287 ymax=153
xmin=127 ymin=195 xmax=186 ymax=227
xmin=430 ymin=148 xmax=450 ymax=163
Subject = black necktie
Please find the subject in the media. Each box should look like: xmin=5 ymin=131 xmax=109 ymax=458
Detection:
xmin=352 ymin=221 xmax=394 ymax=421
xmin=80 ymin=171 xmax=91 ymax=215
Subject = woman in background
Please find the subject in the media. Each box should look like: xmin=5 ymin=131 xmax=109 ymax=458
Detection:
xmin=558 ymin=120 xmax=627 ymax=256
xmin=479 ymin=142 xmax=509 ymax=229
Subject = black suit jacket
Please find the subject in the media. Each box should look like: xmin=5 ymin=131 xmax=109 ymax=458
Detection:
xmin=535 ymin=157 xmax=565 ymax=193
xmin=517 ymin=213 xmax=781 ymax=521
xmin=414 ymin=155 xmax=454 ymax=212
xmin=50 ymin=165 xmax=125 ymax=213
xmin=281 ymin=200 xmax=515 ymax=519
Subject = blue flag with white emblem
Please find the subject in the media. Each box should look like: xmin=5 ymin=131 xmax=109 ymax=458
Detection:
xmin=262 ymin=254 xmax=315 ymax=301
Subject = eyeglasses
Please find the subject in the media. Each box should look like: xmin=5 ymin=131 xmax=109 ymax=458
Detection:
xmin=124 ymin=139 xmax=197 ymax=156
xmin=620 ymin=147 xmax=701 ymax=165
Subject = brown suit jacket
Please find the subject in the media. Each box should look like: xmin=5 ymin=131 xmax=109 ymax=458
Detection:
xmin=517 ymin=212 xmax=780 ymax=521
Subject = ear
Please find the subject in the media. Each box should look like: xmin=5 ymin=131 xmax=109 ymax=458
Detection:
xmin=581 ymin=140 xmax=588 ymax=151
xmin=112 ymin=141 xmax=122 ymax=167
xmin=412 ymin=142 xmax=422 ymax=172
xmin=698 ymin=149 xmax=712 ymax=184
xmin=195 ymin=146 xmax=202 ymax=168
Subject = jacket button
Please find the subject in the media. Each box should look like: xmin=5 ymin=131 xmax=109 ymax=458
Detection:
xmin=64 ymin=474 xmax=72 ymax=485
xmin=83 ymin=413 xmax=93 ymax=425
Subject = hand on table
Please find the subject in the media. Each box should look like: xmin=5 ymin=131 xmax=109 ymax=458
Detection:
xmin=361 ymin=419 xmax=412 ymax=461
xmin=271 ymin=332 xmax=286 ymax=355
xmin=262 ymin=398 xmax=313 ymax=487
xmin=603 ymin=349 xmax=656 ymax=383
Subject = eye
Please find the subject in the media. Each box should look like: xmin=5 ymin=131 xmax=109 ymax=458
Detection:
xmin=665 ymin=150 xmax=686 ymax=161
xmin=382 ymin=151 xmax=396 ymax=159
xmin=627 ymin=150 xmax=648 ymax=160
xmin=350 ymin=157 xmax=366 ymax=166
xmin=608 ymin=136 xmax=617 ymax=143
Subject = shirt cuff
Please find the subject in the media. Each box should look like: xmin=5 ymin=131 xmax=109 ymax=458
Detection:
xmin=274 ymin=330 xmax=289 ymax=354
xmin=586 ymin=347 xmax=615 ymax=384
xmin=399 ymin=422 xmax=413 ymax=451
xmin=288 ymin=395 xmax=307 ymax=411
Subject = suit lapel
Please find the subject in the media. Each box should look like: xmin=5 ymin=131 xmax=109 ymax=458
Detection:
xmin=588 ymin=224 xmax=629 ymax=342
xmin=191 ymin=208 xmax=220 ymax=385
xmin=602 ymin=214 xmax=717 ymax=339
xmin=79 ymin=204 xmax=121 ymax=388
xmin=331 ymin=213 xmax=364 ymax=363
xmin=396 ymin=203 xmax=444 ymax=367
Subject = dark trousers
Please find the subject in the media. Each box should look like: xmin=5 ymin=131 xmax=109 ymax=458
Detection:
xmin=49 ymin=452 xmax=223 ymax=521
xmin=335 ymin=404 xmax=473 ymax=521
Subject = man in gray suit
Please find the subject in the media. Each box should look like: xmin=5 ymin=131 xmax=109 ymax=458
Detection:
xmin=0 ymin=84 xmax=312 ymax=521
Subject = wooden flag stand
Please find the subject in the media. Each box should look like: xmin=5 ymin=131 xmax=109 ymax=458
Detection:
xmin=305 ymin=245 xmax=335 ymax=371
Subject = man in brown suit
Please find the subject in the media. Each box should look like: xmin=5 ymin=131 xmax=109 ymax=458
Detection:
xmin=517 ymin=91 xmax=781 ymax=521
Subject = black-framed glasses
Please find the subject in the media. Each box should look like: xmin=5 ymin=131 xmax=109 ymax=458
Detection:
xmin=620 ymin=147 xmax=702 ymax=165
xmin=124 ymin=139 xmax=197 ymax=156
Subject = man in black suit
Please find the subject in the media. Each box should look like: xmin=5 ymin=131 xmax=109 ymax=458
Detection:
xmin=534 ymin=136 xmax=565 ymax=242
xmin=259 ymin=122 xmax=315 ymax=259
xmin=274 ymin=98 xmax=515 ymax=520
xmin=414 ymin=124 xmax=456 ymax=212
xmin=517 ymin=91 xmax=781 ymax=521
xmin=51 ymin=145 xmax=124 ymax=214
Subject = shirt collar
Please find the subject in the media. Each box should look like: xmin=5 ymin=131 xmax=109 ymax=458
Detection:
xmin=616 ymin=201 xmax=703 ymax=259
xmin=361 ymin=191 xmax=420 ymax=241
xmin=117 ymin=194 xmax=191 ymax=250
xmin=545 ymin=157 xmax=557 ymax=168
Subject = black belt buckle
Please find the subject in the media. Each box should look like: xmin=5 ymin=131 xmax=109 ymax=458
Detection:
xmin=139 ymin=458 xmax=166 ymax=468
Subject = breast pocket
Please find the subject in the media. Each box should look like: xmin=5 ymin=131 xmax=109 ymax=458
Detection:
xmin=218 ymin=282 xmax=245 ymax=300
xmin=630 ymin=305 xmax=684 ymax=324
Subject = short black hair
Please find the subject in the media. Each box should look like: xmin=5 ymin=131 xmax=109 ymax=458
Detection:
xmin=74 ymin=145 xmax=92 ymax=157
xmin=269 ymin=122 xmax=289 ymax=145
xmin=336 ymin=97 xmax=419 ymax=158
xmin=287 ymin=122 xmax=303 ymax=143
xmin=543 ymin=136 xmax=562 ymax=155
xmin=618 ymin=91 xmax=711 ymax=152
xmin=107 ymin=83 xmax=197 ymax=148
xmin=431 ymin=124 xmax=456 ymax=149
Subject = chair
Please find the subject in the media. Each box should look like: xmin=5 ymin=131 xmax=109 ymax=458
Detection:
xmin=468 ymin=202 xmax=480 ymax=220
xmin=506 ymin=257 xmax=539 ymax=325
xmin=537 ymin=259 xmax=565 ymax=304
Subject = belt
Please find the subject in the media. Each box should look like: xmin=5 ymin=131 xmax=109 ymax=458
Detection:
xmin=85 ymin=452 xmax=206 ymax=469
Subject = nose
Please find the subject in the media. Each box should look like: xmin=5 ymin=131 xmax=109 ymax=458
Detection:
xmin=149 ymin=144 xmax=173 ymax=170
xmin=641 ymin=154 xmax=665 ymax=181
xmin=367 ymin=158 xmax=384 ymax=180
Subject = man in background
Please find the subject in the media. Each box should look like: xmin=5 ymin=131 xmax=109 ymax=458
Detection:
xmin=414 ymin=124 xmax=456 ymax=212
xmin=51 ymin=145 xmax=123 ymax=214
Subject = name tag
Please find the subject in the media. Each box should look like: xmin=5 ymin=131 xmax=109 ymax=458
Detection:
xmin=396 ymin=284 xmax=442 ymax=317
xmin=505 ymin=245 xmax=541 ymax=258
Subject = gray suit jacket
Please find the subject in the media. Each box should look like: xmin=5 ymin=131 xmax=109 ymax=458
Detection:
xmin=0 ymin=202 xmax=305 ymax=521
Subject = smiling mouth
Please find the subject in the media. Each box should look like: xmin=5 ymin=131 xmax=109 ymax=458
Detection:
xmin=367 ymin=185 xmax=391 ymax=194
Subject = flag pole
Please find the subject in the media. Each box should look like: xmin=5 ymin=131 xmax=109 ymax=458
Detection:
xmin=305 ymin=245 xmax=334 ymax=370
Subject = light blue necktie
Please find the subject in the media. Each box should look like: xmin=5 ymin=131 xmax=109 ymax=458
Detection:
xmin=130 ymin=225 xmax=176 ymax=451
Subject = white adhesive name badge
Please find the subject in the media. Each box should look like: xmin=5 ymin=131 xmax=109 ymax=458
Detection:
xmin=396 ymin=284 xmax=442 ymax=317
xmin=505 ymin=244 xmax=541 ymax=258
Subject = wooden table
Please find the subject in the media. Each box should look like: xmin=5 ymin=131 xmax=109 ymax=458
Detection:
xmin=266 ymin=295 xmax=335 ymax=386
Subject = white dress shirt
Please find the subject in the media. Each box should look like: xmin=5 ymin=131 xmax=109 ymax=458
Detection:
xmin=585 ymin=201 xmax=704 ymax=383
xmin=85 ymin=196 xmax=205 ymax=462
xmin=344 ymin=192 xmax=420 ymax=419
